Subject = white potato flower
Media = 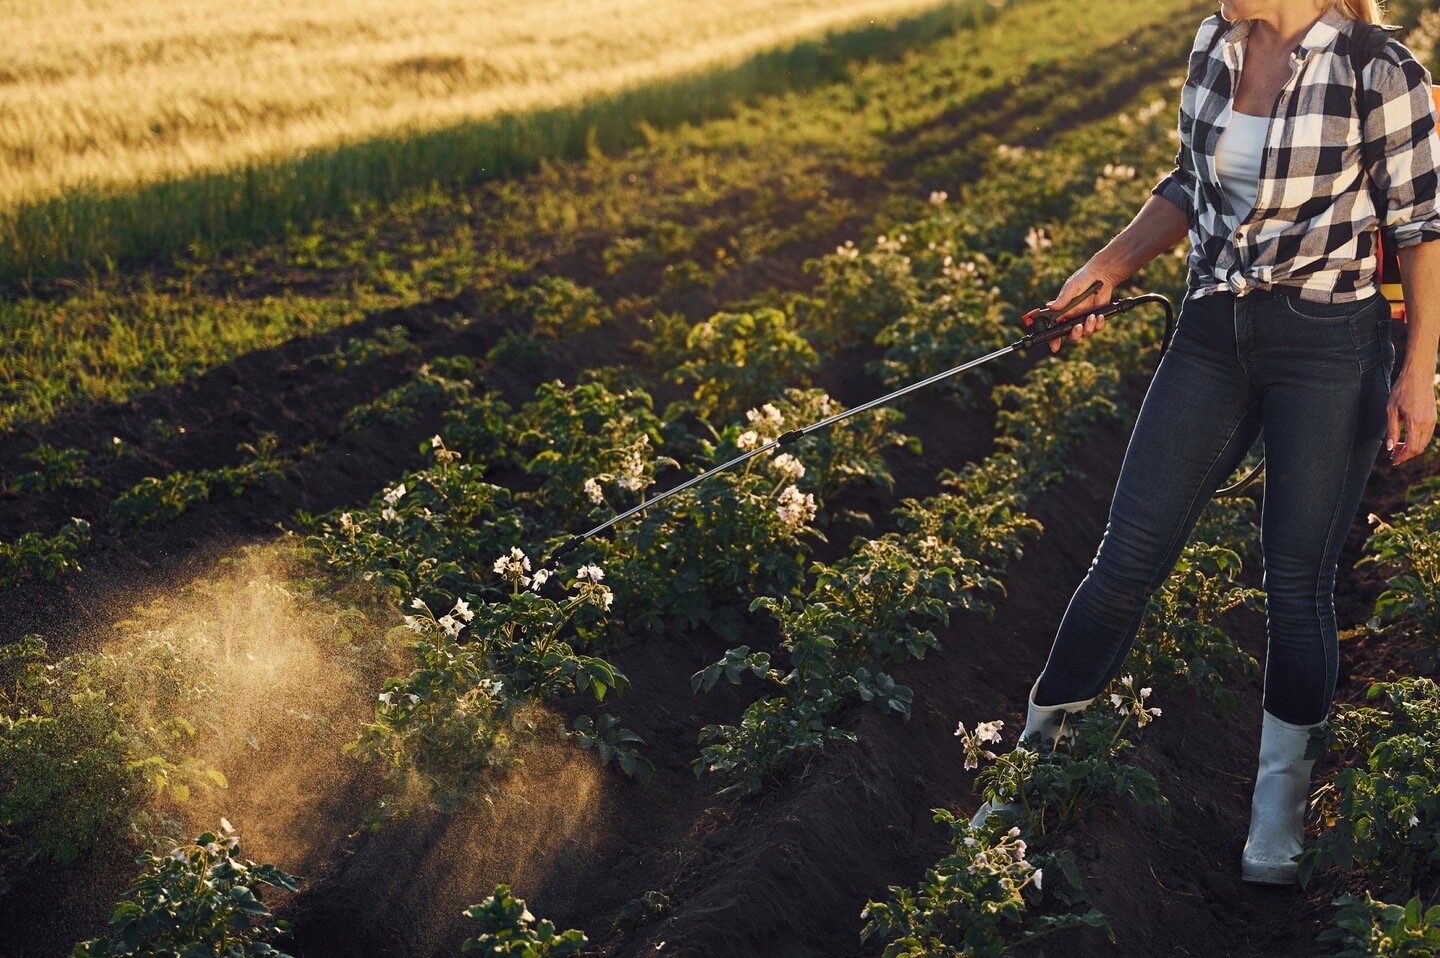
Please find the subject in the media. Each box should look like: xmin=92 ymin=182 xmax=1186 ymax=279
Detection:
xmin=775 ymin=485 xmax=816 ymax=530
xmin=769 ymin=453 xmax=805 ymax=481
xmin=746 ymin=403 xmax=784 ymax=430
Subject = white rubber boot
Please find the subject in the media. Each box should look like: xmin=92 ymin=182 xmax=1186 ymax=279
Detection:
xmin=969 ymin=676 xmax=1096 ymax=829
xmin=1240 ymin=710 xmax=1324 ymax=885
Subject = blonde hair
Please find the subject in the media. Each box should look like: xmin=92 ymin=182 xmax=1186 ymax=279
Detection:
xmin=1332 ymin=0 xmax=1384 ymax=24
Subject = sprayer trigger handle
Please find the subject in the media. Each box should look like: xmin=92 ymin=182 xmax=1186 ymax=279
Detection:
xmin=1020 ymin=279 xmax=1104 ymax=332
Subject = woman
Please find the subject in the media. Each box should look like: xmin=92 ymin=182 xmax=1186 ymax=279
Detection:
xmin=971 ymin=0 xmax=1440 ymax=885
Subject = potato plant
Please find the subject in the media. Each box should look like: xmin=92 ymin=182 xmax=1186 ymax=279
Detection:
xmin=990 ymin=359 xmax=1121 ymax=494
xmin=108 ymin=433 xmax=290 ymax=533
xmin=9 ymin=442 xmax=99 ymax=494
xmin=1318 ymin=892 xmax=1440 ymax=958
xmin=1358 ymin=476 xmax=1440 ymax=655
xmin=964 ymin=676 xmax=1168 ymax=837
xmin=1123 ymin=537 xmax=1264 ymax=709
xmin=0 ymin=635 xmax=223 ymax=893
xmin=666 ymin=308 xmax=819 ymax=421
xmin=343 ymin=356 xmax=481 ymax=430
xmin=860 ymin=813 xmax=1111 ymax=958
xmin=513 ymin=379 xmax=675 ymax=529
xmin=71 ymin=822 xmax=299 ymax=958
xmin=312 ymin=323 xmax=418 ymax=371
xmin=806 ymin=536 xmax=960 ymax=664
xmin=611 ymin=889 xmax=671 ymax=934
xmin=690 ymin=534 xmax=967 ymax=795
xmin=690 ymin=692 xmax=853 ymax=799
xmin=298 ymin=439 xmax=528 ymax=603
xmin=1189 ymin=473 xmax=1263 ymax=566
xmin=718 ymin=388 xmax=920 ymax=511
xmin=350 ymin=556 xmax=631 ymax=817
xmin=0 ymin=517 xmax=92 ymax=586
xmin=569 ymin=712 xmax=653 ymax=784
xmin=461 ymin=884 xmax=587 ymax=956
xmin=509 ymin=275 xmax=613 ymax=339
xmin=595 ymin=415 xmax=829 ymax=642
xmin=438 ymin=389 xmax=519 ymax=468
xmin=868 ymin=245 xmax=1011 ymax=406
xmin=1301 ymin=678 xmax=1440 ymax=894
xmin=891 ymin=457 xmax=1044 ymax=618
xmin=800 ymin=232 xmax=923 ymax=349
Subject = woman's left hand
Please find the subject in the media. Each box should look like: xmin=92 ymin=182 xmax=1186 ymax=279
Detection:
xmin=1386 ymin=365 xmax=1439 ymax=465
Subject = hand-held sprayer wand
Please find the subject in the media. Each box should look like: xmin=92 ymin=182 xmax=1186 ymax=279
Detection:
xmin=541 ymin=281 xmax=1202 ymax=567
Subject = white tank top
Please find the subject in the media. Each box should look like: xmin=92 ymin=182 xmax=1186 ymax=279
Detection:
xmin=1215 ymin=111 xmax=1268 ymax=227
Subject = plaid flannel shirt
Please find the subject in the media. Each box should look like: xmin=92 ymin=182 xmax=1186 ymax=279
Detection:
xmin=1152 ymin=6 xmax=1440 ymax=304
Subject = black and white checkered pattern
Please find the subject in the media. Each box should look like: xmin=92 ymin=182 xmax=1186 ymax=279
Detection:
xmin=1151 ymin=6 xmax=1440 ymax=304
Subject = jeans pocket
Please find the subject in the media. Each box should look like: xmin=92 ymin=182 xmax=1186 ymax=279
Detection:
xmin=1281 ymin=293 xmax=1375 ymax=324
xmin=1378 ymin=318 xmax=1396 ymax=385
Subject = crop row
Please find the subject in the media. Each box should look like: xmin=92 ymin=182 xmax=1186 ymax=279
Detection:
xmin=1295 ymin=460 xmax=1440 ymax=956
xmin=68 ymin=820 xmax=590 ymax=957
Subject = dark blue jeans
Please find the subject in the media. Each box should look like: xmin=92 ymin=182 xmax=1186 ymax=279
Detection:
xmin=1034 ymin=286 xmax=1396 ymax=725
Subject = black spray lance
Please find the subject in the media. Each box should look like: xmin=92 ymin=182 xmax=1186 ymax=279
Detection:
xmin=539 ymin=279 xmax=1275 ymax=568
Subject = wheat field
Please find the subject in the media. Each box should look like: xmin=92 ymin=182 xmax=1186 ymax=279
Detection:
xmin=3 ymin=0 xmax=957 ymax=208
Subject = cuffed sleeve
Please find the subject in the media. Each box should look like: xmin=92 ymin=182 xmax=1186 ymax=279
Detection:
xmin=1151 ymin=17 xmax=1222 ymax=222
xmin=1360 ymin=41 xmax=1440 ymax=251
xmin=1152 ymin=165 xmax=1194 ymax=219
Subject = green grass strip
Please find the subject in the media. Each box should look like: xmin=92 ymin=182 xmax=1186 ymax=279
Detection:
xmin=0 ymin=0 xmax=1009 ymax=289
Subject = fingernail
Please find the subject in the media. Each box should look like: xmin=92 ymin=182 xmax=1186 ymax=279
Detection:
xmin=1387 ymin=439 xmax=1393 ymax=451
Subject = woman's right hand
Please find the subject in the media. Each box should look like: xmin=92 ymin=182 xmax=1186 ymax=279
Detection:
xmin=1043 ymin=261 xmax=1123 ymax=354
